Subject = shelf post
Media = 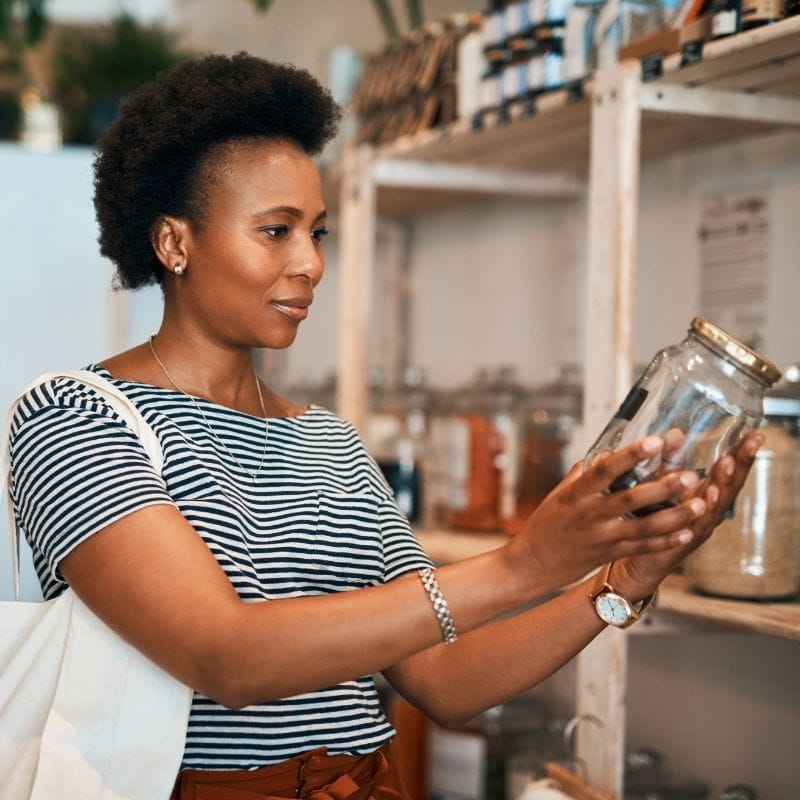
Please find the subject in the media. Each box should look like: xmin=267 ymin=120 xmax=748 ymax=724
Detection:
xmin=575 ymin=59 xmax=643 ymax=797
xmin=337 ymin=144 xmax=377 ymax=435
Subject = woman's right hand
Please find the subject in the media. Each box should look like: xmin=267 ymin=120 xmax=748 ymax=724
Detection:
xmin=507 ymin=436 xmax=706 ymax=594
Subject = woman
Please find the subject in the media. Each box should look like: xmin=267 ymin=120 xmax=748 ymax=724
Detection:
xmin=8 ymin=53 xmax=761 ymax=797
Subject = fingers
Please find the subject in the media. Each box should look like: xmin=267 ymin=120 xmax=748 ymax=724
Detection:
xmin=659 ymin=428 xmax=687 ymax=474
xmin=561 ymin=460 xmax=585 ymax=486
xmin=579 ymin=436 xmax=663 ymax=495
xmin=605 ymin=468 xmax=700 ymax=519
xmin=697 ymin=431 xmax=763 ymax=529
xmin=612 ymin=526 xmax=696 ymax=556
xmin=591 ymin=489 xmax=706 ymax=560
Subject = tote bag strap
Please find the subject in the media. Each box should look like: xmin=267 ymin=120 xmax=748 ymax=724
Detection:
xmin=1 ymin=370 xmax=164 ymax=601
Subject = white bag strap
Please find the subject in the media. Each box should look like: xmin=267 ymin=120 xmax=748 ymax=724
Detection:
xmin=2 ymin=370 xmax=164 ymax=601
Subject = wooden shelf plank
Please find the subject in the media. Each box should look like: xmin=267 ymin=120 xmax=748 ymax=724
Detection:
xmin=381 ymin=90 xmax=592 ymax=175
xmin=658 ymin=573 xmax=800 ymax=642
xmin=346 ymin=20 xmax=800 ymax=195
xmin=660 ymin=15 xmax=800 ymax=93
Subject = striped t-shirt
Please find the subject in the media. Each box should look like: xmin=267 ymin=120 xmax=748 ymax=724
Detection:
xmin=8 ymin=366 xmax=433 ymax=771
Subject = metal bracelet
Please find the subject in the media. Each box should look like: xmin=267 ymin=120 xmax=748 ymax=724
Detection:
xmin=418 ymin=567 xmax=458 ymax=645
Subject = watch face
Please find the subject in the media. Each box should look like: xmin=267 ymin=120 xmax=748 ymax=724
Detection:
xmin=595 ymin=593 xmax=632 ymax=626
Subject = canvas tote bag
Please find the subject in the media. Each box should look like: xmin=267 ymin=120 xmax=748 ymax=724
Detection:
xmin=0 ymin=370 xmax=193 ymax=799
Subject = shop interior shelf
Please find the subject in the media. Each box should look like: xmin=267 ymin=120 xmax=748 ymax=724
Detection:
xmin=322 ymin=18 xmax=800 ymax=217
xmin=415 ymin=527 xmax=800 ymax=642
xmin=660 ymin=13 xmax=800 ymax=93
xmin=378 ymin=17 xmax=800 ymax=173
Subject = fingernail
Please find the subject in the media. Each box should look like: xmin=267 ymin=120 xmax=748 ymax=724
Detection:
xmin=748 ymin=436 xmax=764 ymax=455
xmin=677 ymin=529 xmax=693 ymax=544
xmin=679 ymin=471 xmax=699 ymax=488
xmin=689 ymin=498 xmax=706 ymax=515
xmin=707 ymin=485 xmax=719 ymax=508
xmin=642 ymin=436 xmax=663 ymax=454
xmin=724 ymin=460 xmax=735 ymax=477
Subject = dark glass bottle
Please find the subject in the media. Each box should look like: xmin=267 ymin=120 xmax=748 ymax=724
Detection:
xmin=709 ymin=0 xmax=742 ymax=37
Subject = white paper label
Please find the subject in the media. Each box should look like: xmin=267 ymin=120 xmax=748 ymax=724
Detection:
xmin=711 ymin=9 xmax=738 ymax=36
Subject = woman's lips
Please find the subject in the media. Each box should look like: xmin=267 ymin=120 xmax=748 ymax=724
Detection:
xmin=270 ymin=301 xmax=310 ymax=320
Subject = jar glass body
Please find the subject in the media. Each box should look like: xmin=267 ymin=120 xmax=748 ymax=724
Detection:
xmin=685 ymin=418 xmax=800 ymax=599
xmin=585 ymin=329 xmax=769 ymax=502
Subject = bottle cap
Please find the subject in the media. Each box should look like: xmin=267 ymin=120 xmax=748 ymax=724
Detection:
xmin=690 ymin=316 xmax=782 ymax=386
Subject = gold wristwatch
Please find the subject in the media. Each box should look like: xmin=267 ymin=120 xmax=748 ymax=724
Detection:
xmin=590 ymin=563 xmax=658 ymax=629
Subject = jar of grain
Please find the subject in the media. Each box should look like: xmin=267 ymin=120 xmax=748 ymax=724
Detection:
xmin=685 ymin=389 xmax=800 ymax=599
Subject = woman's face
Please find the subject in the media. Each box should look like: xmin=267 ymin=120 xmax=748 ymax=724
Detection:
xmin=175 ymin=138 xmax=327 ymax=350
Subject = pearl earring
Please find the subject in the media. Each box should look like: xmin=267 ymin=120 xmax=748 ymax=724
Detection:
xmin=173 ymin=264 xmax=185 ymax=277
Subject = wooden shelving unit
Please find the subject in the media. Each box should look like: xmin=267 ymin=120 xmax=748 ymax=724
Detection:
xmin=338 ymin=17 xmax=800 ymax=797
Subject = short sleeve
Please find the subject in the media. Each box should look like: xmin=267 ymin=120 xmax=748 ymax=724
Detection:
xmin=9 ymin=384 xmax=175 ymax=597
xmin=379 ymin=496 xmax=434 ymax=582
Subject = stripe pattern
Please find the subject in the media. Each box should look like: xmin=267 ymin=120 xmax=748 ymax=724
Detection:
xmin=8 ymin=366 xmax=432 ymax=770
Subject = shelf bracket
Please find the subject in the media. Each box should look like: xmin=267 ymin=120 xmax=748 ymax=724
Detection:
xmin=372 ymin=158 xmax=584 ymax=199
xmin=640 ymin=83 xmax=800 ymax=127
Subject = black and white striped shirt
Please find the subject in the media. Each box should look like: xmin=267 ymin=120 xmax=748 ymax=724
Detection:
xmin=8 ymin=366 xmax=433 ymax=771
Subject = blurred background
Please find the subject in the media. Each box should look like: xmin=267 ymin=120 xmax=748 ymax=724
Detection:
xmin=1 ymin=2 xmax=799 ymax=798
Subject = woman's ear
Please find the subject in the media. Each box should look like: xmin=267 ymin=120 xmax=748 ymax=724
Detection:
xmin=151 ymin=215 xmax=190 ymax=276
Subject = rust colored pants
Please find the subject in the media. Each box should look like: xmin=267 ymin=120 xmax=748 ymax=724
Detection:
xmin=170 ymin=742 xmax=410 ymax=800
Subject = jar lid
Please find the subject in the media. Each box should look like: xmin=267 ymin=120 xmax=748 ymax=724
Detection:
xmin=690 ymin=317 xmax=782 ymax=386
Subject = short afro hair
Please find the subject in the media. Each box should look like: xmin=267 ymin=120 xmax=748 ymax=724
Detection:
xmin=93 ymin=52 xmax=341 ymax=290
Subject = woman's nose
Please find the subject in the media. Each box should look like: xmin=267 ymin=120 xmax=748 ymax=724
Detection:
xmin=287 ymin=236 xmax=324 ymax=284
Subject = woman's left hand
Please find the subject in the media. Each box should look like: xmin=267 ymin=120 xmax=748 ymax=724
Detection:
xmin=609 ymin=430 xmax=765 ymax=600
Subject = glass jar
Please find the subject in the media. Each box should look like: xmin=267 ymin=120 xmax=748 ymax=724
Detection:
xmin=430 ymin=367 xmax=526 ymax=532
xmin=624 ymin=749 xmax=710 ymax=800
xmin=372 ymin=368 xmax=433 ymax=525
xmin=685 ymin=383 xmax=800 ymax=599
xmin=585 ymin=317 xmax=781 ymax=515
xmin=505 ymin=365 xmax=582 ymax=535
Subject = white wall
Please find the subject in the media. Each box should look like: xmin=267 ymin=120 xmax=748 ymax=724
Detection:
xmin=406 ymin=131 xmax=800 ymax=396
xmin=627 ymin=632 xmax=800 ymax=798
xmin=0 ymin=144 xmax=118 ymax=600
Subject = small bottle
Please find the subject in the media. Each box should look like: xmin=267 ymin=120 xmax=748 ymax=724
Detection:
xmin=501 ymin=41 xmax=532 ymax=111
xmin=456 ymin=13 xmax=487 ymax=122
xmin=477 ymin=55 xmax=507 ymax=120
xmin=740 ymin=0 xmax=783 ymax=28
xmin=374 ymin=369 xmax=430 ymax=524
xmin=481 ymin=1 xmax=508 ymax=52
xmin=710 ymin=0 xmax=742 ymax=38
xmin=584 ymin=317 xmax=781 ymax=516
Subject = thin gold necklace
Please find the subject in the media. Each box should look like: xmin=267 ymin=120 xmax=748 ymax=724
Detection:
xmin=148 ymin=335 xmax=269 ymax=482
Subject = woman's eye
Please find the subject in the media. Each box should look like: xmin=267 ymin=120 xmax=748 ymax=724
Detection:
xmin=312 ymin=227 xmax=330 ymax=243
xmin=262 ymin=226 xmax=289 ymax=239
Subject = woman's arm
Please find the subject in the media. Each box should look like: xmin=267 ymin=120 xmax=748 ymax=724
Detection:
xmin=383 ymin=574 xmax=604 ymax=728
xmin=58 ymin=435 xmax=709 ymax=709
xmin=382 ymin=432 xmax=763 ymax=726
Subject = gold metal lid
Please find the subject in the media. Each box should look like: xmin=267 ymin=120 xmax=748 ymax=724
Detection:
xmin=690 ymin=316 xmax=782 ymax=386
